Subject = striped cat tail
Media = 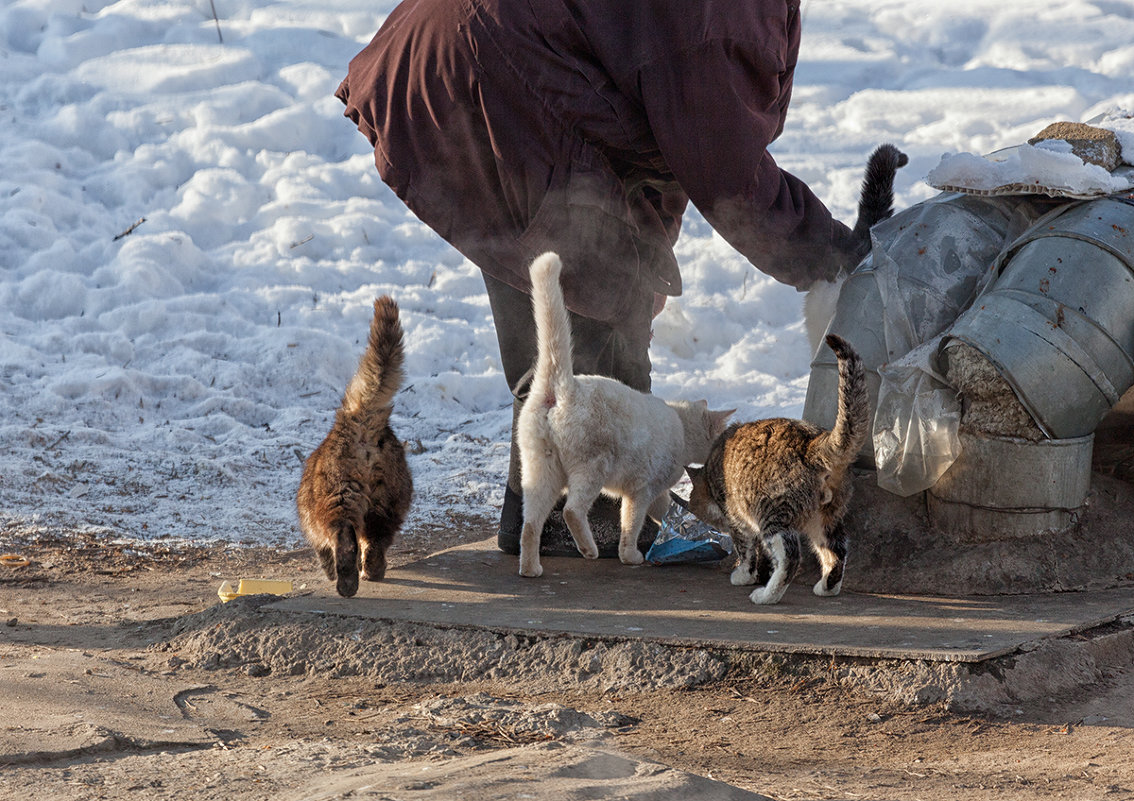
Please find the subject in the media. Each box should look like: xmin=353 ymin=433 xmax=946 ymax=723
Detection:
xmin=818 ymin=334 xmax=869 ymax=468
xmin=341 ymin=295 xmax=406 ymax=430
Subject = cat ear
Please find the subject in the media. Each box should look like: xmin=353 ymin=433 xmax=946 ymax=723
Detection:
xmin=694 ymin=399 xmax=708 ymax=409
xmin=710 ymin=409 xmax=736 ymax=431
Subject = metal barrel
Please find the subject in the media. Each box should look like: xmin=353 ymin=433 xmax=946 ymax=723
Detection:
xmin=943 ymin=197 xmax=1134 ymax=439
xmin=927 ymin=430 xmax=1093 ymax=542
xmin=802 ymin=192 xmax=1038 ymax=464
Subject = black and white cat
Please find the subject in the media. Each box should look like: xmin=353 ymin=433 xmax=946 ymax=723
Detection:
xmin=804 ymin=144 xmax=908 ymax=354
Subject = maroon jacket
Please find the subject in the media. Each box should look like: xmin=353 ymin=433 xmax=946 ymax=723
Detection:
xmin=337 ymin=0 xmax=858 ymax=326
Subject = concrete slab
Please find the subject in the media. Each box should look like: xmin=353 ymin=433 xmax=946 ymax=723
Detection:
xmin=268 ymin=538 xmax=1134 ymax=663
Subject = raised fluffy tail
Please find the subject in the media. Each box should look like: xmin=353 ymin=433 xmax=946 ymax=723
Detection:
xmin=851 ymin=144 xmax=908 ymax=242
xmin=815 ymin=334 xmax=869 ymax=469
xmin=528 ymin=252 xmax=575 ymax=399
xmin=341 ymin=296 xmax=405 ymax=427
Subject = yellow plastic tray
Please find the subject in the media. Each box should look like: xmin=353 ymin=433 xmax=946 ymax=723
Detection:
xmin=217 ymin=578 xmax=293 ymax=603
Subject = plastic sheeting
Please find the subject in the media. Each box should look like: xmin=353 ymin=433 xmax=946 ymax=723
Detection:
xmin=831 ymin=193 xmax=1058 ymax=495
xmin=872 ymin=334 xmax=963 ymax=496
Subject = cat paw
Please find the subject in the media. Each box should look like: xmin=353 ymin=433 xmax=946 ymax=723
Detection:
xmin=577 ymin=543 xmax=599 ymax=559
xmin=730 ymin=566 xmax=756 ymax=586
xmin=619 ymin=547 xmax=644 ymax=566
xmin=518 ymin=557 xmax=543 ymax=578
xmin=813 ymin=577 xmax=842 ymax=597
xmin=360 ymin=563 xmax=387 ymax=582
xmin=749 ymin=582 xmax=787 ymax=605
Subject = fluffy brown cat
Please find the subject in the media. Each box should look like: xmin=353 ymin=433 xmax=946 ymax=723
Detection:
xmin=296 ymin=296 xmax=413 ymax=597
xmin=686 ymin=334 xmax=867 ymax=605
xmin=517 ymin=252 xmax=733 ymax=578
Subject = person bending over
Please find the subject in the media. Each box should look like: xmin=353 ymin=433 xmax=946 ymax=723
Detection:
xmin=335 ymin=0 xmax=865 ymax=555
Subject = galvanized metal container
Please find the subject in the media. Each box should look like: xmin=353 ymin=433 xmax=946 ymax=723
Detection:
xmin=927 ymin=430 xmax=1094 ymax=542
xmin=803 ymin=192 xmax=1050 ymax=464
xmin=943 ymin=197 xmax=1134 ymax=439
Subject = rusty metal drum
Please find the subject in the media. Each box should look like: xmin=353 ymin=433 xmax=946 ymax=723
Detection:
xmin=926 ymin=430 xmax=1094 ymax=542
xmin=803 ymin=192 xmax=1055 ymax=464
xmin=943 ymin=197 xmax=1134 ymax=439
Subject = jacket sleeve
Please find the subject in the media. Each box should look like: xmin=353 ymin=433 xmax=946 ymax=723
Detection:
xmin=636 ymin=37 xmax=859 ymax=289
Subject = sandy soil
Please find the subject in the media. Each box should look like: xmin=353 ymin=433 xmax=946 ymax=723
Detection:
xmin=2 ymin=526 xmax=1134 ymax=801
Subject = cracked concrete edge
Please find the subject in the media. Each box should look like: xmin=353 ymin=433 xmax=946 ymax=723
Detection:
xmin=831 ymin=616 xmax=1134 ymax=712
xmin=160 ymin=599 xmax=1134 ymax=715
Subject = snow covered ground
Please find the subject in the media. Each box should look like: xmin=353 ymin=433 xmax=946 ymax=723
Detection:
xmin=2 ymin=0 xmax=1132 ymax=548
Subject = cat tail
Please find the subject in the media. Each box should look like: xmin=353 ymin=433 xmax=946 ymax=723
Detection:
xmin=851 ymin=144 xmax=908 ymax=242
xmin=341 ymin=296 xmax=405 ymax=428
xmin=815 ymin=334 xmax=869 ymax=469
xmin=528 ymin=252 xmax=576 ymax=400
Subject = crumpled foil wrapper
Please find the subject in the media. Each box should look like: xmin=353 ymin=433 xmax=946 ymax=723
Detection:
xmin=645 ymin=491 xmax=733 ymax=565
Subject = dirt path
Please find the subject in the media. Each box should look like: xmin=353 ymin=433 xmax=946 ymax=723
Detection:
xmin=2 ymin=530 xmax=1133 ymax=800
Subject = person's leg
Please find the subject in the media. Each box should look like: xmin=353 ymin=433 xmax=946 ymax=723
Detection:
xmin=483 ymin=272 xmax=656 ymax=556
xmin=483 ymin=271 xmax=652 ymax=393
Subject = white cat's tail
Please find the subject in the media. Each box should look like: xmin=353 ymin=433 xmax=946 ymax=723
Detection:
xmin=813 ymin=333 xmax=869 ymax=470
xmin=528 ymin=252 xmax=576 ymax=401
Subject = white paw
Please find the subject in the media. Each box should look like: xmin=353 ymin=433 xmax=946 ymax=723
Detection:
xmin=518 ymin=556 xmax=543 ymax=578
xmin=620 ymin=547 xmax=644 ymax=566
xmin=813 ymin=577 xmax=842 ymax=597
xmin=730 ymin=565 xmax=755 ymax=586
xmin=749 ymin=581 xmax=787 ymax=605
xmin=578 ymin=542 xmax=599 ymax=560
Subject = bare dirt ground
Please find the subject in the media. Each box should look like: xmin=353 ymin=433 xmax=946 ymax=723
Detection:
xmin=3 ymin=524 xmax=1134 ymax=801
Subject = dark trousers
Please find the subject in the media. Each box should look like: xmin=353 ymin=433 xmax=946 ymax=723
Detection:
xmin=482 ymin=273 xmax=657 ymax=555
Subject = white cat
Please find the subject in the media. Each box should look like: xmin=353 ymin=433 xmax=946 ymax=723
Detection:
xmin=516 ymin=252 xmax=733 ymax=578
xmin=803 ymin=273 xmax=846 ymax=357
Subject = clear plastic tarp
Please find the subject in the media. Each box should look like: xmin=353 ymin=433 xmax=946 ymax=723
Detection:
xmin=847 ymin=193 xmax=1058 ymax=495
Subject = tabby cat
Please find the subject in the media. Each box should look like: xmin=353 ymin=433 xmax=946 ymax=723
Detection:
xmin=686 ymin=334 xmax=867 ymax=605
xmin=297 ymin=296 xmax=413 ymax=597
xmin=517 ymin=252 xmax=733 ymax=578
